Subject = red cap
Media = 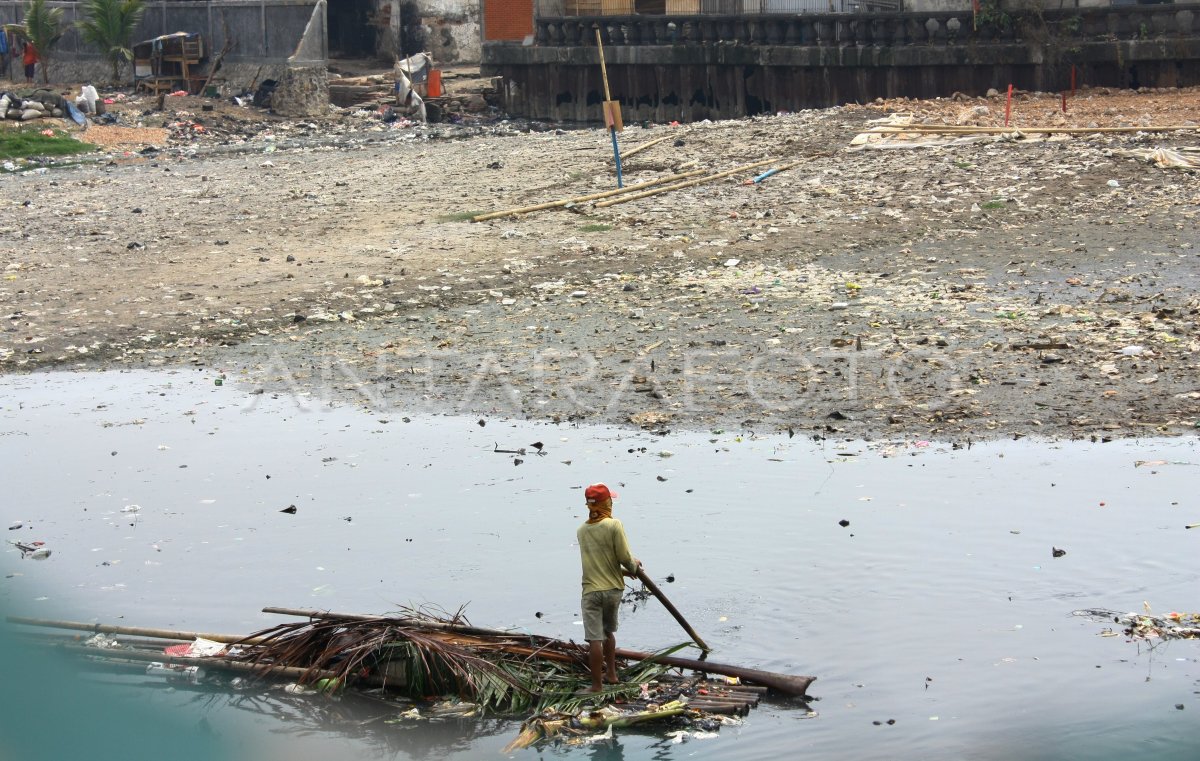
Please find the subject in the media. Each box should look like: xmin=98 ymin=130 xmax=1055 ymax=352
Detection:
xmin=585 ymin=483 xmax=618 ymax=505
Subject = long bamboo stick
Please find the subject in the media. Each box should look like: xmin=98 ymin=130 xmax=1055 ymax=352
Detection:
xmin=593 ymin=159 xmax=776 ymax=208
xmin=21 ymin=632 xmax=403 ymax=691
xmin=43 ymin=642 xmax=349 ymax=683
xmin=687 ymin=698 xmax=750 ymax=711
xmin=619 ymin=134 xmax=673 ymax=161
xmin=685 ymin=701 xmax=748 ymax=715
xmin=261 ymin=607 xmax=814 ymax=696
xmin=262 ymin=607 xmax=521 ymax=635
xmin=471 ymin=169 xmax=706 ymax=222
xmin=16 ymin=632 xmax=192 ymax=650
xmin=595 ymin=26 xmax=624 ymax=188
xmin=721 ymin=692 xmax=761 ymax=706
xmin=717 ymin=682 xmax=768 ymax=693
xmin=7 ymin=616 xmax=269 ymax=644
xmin=685 ymin=695 xmax=750 ymax=706
xmin=635 ymin=567 xmax=710 ymax=652
xmin=521 ymin=642 xmax=812 ymax=696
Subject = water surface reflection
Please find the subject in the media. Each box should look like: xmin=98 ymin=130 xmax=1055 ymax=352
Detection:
xmin=1 ymin=369 xmax=1197 ymax=760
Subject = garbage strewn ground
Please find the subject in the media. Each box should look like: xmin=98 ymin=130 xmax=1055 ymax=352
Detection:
xmin=1 ymin=75 xmax=1199 ymax=441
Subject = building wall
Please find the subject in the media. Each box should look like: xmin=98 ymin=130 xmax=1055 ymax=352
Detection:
xmin=488 ymin=3 xmax=1200 ymax=120
xmin=483 ymin=0 xmax=533 ymax=40
xmin=376 ymin=0 xmax=481 ymax=65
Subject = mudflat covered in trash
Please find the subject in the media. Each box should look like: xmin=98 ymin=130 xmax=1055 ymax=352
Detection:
xmin=1 ymin=84 xmax=1198 ymax=440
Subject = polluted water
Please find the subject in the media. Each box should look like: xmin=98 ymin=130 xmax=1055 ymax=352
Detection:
xmin=0 ymin=369 xmax=1197 ymax=761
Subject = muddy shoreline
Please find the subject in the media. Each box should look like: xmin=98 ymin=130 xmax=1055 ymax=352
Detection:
xmin=2 ymin=87 xmax=1199 ymax=441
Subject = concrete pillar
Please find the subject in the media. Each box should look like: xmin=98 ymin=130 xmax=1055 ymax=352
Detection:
xmin=272 ymin=65 xmax=330 ymax=118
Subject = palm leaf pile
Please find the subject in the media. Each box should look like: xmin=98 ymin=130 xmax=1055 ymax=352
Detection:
xmin=229 ymin=606 xmax=685 ymax=715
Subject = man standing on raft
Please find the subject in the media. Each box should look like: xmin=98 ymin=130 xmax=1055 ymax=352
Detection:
xmin=577 ymin=483 xmax=641 ymax=693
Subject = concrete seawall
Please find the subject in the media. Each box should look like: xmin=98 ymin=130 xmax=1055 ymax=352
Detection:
xmin=483 ymin=4 xmax=1200 ymax=121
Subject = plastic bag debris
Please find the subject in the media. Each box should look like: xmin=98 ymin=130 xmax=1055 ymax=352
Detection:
xmin=146 ymin=662 xmax=204 ymax=683
xmin=1113 ymin=146 xmax=1200 ymax=169
xmin=668 ymin=729 xmax=720 ymax=743
xmin=8 ymin=540 xmax=50 ymax=559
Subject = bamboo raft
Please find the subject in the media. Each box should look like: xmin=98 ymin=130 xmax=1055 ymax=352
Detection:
xmin=7 ymin=606 xmax=814 ymax=736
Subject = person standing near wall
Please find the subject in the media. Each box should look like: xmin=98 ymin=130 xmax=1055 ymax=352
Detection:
xmin=0 ymin=30 xmax=9 ymax=82
xmin=23 ymin=41 xmax=38 ymax=84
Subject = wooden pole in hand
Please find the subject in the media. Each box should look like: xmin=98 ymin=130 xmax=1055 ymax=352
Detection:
xmin=595 ymin=25 xmax=624 ymax=188
xmin=635 ymin=567 xmax=711 ymax=652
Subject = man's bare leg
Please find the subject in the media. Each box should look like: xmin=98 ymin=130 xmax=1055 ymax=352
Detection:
xmin=604 ymin=633 xmax=619 ymax=684
xmin=587 ymin=639 xmax=604 ymax=692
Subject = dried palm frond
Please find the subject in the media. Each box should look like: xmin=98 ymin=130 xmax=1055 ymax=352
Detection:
xmin=228 ymin=608 xmax=686 ymax=715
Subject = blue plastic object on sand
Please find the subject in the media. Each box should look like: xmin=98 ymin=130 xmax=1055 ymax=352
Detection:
xmin=64 ymin=101 xmax=87 ymax=127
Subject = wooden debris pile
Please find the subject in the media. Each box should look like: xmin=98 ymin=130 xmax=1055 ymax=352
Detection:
xmin=328 ymin=75 xmax=395 ymax=109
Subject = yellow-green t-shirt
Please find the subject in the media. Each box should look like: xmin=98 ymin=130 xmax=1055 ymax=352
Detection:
xmin=577 ymin=517 xmax=636 ymax=594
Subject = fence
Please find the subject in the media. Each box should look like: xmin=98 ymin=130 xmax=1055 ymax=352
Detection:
xmin=0 ymin=0 xmax=321 ymax=63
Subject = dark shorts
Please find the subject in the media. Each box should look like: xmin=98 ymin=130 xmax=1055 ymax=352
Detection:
xmin=24 ymin=63 xmax=35 ymax=79
xmin=581 ymin=589 xmax=621 ymax=641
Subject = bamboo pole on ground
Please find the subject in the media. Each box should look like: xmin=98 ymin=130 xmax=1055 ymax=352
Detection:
xmin=471 ymin=169 xmax=705 ymax=222
xmin=619 ymin=134 xmax=673 ymax=161
xmin=595 ymin=26 xmax=624 ymax=188
xmin=593 ymin=159 xmax=776 ymax=208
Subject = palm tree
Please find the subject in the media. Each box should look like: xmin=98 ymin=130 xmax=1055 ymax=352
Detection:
xmin=76 ymin=0 xmax=146 ymax=83
xmin=19 ymin=0 xmax=65 ymax=84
